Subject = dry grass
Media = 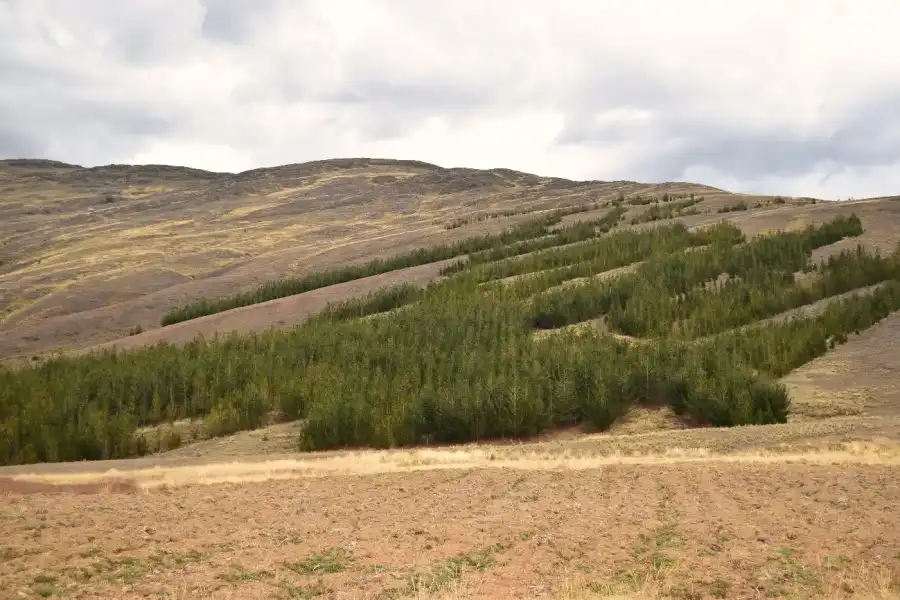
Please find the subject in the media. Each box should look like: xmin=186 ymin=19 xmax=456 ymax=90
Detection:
xmin=414 ymin=563 xmax=900 ymax=599
xmin=784 ymin=311 xmax=900 ymax=421
xmin=7 ymin=439 xmax=900 ymax=492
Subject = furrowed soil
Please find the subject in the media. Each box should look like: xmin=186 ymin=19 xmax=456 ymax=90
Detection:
xmin=2 ymin=441 xmax=900 ymax=599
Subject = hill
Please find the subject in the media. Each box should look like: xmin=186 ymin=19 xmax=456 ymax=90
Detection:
xmin=1 ymin=158 xmax=900 ymax=599
xmin=2 ymin=157 xmax=741 ymax=359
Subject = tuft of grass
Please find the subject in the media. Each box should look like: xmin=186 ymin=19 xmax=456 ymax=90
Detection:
xmin=630 ymin=524 xmax=682 ymax=572
xmin=107 ymin=556 xmax=144 ymax=584
xmin=773 ymin=546 xmax=823 ymax=592
xmin=278 ymin=580 xmax=331 ymax=599
xmin=32 ymin=574 xmax=58 ymax=585
xmin=78 ymin=547 xmax=103 ymax=559
xmin=285 ymin=547 xmax=352 ymax=575
xmin=216 ymin=564 xmax=274 ymax=584
xmin=403 ymin=542 xmax=511 ymax=595
xmin=707 ymin=578 xmax=730 ymax=598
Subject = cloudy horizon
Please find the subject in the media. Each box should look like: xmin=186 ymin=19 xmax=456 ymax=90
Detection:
xmin=2 ymin=0 xmax=899 ymax=199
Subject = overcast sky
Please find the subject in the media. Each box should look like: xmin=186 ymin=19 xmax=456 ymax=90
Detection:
xmin=2 ymin=0 xmax=899 ymax=199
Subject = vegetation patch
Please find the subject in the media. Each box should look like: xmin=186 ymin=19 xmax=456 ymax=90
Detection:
xmin=160 ymin=203 xmax=617 ymax=326
xmin=444 ymin=201 xmax=598 ymax=230
xmin=285 ymin=547 xmax=352 ymax=575
xmin=629 ymin=196 xmax=704 ymax=224
xmin=2 ymin=212 xmax=899 ymax=464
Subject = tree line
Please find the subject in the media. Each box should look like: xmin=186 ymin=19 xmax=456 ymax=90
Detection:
xmin=160 ymin=202 xmax=609 ymax=325
xmin=530 ymin=214 xmax=866 ymax=329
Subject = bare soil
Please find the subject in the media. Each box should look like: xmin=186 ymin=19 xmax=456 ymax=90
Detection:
xmin=2 ymin=442 xmax=900 ymax=599
xmin=82 ymin=257 xmax=458 ymax=353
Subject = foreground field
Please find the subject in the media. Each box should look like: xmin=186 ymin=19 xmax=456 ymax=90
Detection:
xmin=2 ymin=436 xmax=900 ymax=600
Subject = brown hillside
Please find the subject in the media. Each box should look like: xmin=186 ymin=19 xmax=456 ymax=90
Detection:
xmin=3 ymin=157 xmax=897 ymax=360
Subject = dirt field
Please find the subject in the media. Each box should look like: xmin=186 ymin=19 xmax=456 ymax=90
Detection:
xmin=2 ymin=439 xmax=900 ymax=600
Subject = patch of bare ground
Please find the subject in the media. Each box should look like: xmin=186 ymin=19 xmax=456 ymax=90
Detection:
xmin=663 ymin=282 xmax=887 ymax=343
xmin=77 ymin=258 xmax=457 ymax=353
xmin=552 ymin=206 xmax=614 ymax=229
xmin=758 ymin=284 xmax=885 ymax=328
xmin=783 ymin=311 xmax=900 ymax=422
xmin=604 ymin=406 xmax=689 ymax=435
xmin=547 ymin=261 xmax=645 ymax=292
xmin=533 ymin=318 xmax=609 ymax=341
xmin=488 ymin=252 xmax=651 ymax=292
xmin=2 ymin=444 xmax=899 ymax=599
xmin=727 ymin=197 xmax=900 ymax=250
xmin=159 ymin=421 xmax=306 ymax=461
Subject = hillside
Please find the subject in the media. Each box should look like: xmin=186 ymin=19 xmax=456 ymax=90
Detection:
xmin=3 ymin=157 xmax=900 ymax=457
xmin=2 ymin=157 xmax=756 ymax=359
xmin=2 ymin=158 xmax=900 ymax=599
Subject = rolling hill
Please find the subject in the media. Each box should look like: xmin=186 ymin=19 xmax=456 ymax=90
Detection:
xmin=0 ymin=157 xmax=771 ymax=358
xmin=2 ymin=157 xmax=900 ymax=599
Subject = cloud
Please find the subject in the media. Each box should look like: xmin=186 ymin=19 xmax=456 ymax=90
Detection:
xmin=199 ymin=0 xmax=281 ymax=44
xmin=1 ymin=0 xmax=899 ymax=198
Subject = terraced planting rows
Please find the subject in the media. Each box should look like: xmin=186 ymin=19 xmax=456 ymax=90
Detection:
xmin=157 ymin=192 xmax=700 ymax=325
xmin=2 ymin=203 xmax=899 ymax=466
xmin=158 ymin=200 xmax=616 ymax=326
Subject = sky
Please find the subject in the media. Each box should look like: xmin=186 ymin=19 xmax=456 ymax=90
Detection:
xmin=1 ymin=0 xmax=899 ymax=200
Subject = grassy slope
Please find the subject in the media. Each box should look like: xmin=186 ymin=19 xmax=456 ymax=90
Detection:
xmin=3 ymin=203 xmax=900 ymax=464
xmin=2 ymin=161 xmax=899 ymax=461
xmin=2 ymin=157 xmax=767 ymax=360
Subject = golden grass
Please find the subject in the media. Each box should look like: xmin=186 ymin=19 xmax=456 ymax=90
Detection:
xmin=118 ymin=185 xmax=177 ymax=198
xmin=404 ymin=555 xmax=900 ymax=600
xmin=12 ymin=440 xmax=900 ymax=491
xmin=398 ymin=557 xmax=900 ymax=599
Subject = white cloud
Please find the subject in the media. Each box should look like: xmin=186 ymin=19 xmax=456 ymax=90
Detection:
xmin=126 ymin=140 xmax=253 ymax=173
xmin=2 ymin=0 xmax=900 ymax=199
xmin=683 ymin=161 xmax=900 ymax=201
